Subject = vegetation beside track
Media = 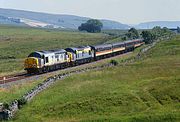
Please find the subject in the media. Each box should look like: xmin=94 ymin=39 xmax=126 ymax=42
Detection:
xmin=11 ymin=36 xmax=180 ymax=121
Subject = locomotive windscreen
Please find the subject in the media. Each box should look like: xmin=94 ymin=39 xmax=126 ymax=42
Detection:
xmin=28 ymin=52 xmax=42 ymax=58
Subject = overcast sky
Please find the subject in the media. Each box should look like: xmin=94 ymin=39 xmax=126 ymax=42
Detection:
xmin=0 ymin=0 xmax=180 ymax=24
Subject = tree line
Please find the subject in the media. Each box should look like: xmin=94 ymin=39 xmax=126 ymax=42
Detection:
xmin=78 ymin=19 xmax=175 ymax=44
xmin=177 ymin=27 xmax=180 ymax=33
xmin=122 ymin=26 xmax=175 ymax=44
xmin=141 ymin=27 xmax=175 ymax=44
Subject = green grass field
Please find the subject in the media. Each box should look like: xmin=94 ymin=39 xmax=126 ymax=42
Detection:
xmin=0 ymin=25 xmax=109 ymax=75
xmin=9 ymin=36 xmax=180 ymax=121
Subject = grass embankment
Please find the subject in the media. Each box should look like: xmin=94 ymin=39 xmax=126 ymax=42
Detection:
xmin=0 ymin=25 xmax=109 ymax=75
xmin=12 ymin=36 xmax=180 ymax=121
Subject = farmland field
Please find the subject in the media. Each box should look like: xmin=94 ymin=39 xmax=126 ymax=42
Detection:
xmin=9 ymin=35 xmax=180 ymax=121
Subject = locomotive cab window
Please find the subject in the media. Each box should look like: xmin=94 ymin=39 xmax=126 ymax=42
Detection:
xmin=28 ymin=52 xmax=41 ymax=58
xmin=61 ymin=54 xmax=63 ymax=60
xmin=46 ymin=57 xmax=49 ymax=63
xmin=55 ymin=55 xmax=59 ymax=61
xmin=65 ymin=52 xmax=68 ymax=59
xmin=89 ymin=50 xmax=91 ymax=55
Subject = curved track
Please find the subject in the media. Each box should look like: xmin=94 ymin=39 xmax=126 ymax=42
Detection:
xmin=0 ymin=52 xmax=132 ymax=85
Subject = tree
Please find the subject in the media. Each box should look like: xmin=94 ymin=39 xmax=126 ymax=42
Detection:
xmin=162 ymin=27 xmax=175 ymax=39
xmin=141 ymin=26 xmax=175 ymax=45
xmin=152 ymin=26 xmax=162 ymax=39
xmin=141 ymin=31 xmax=155 ymax=44
xmin=126 ymin=28 xmax=139 ymax=39
xmin=152 ymin=26 xmax=174 ymax=40
xmin=78 ymin=19 xmax=103 ymax=33
xmin=177 ymin=26 xmax=180 ymax=33
xmin=121 ymin=36 xmax=127 ymax=41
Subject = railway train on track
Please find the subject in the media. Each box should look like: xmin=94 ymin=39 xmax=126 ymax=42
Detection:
xmin=24 ymin=39 xmax=144 ymax=74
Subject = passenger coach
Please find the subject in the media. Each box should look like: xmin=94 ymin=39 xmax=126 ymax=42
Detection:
xmin=91 ymin=43 xmax=113 ymax=60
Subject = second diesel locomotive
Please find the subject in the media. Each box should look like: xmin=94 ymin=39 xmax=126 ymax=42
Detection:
xmin=24 ymin=39 xmax=144 ymax=74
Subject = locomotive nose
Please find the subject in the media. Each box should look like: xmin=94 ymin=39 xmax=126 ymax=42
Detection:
xmin=24 ymin=57 xmax=38 ymax=69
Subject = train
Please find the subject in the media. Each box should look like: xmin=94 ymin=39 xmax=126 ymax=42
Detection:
xmin=24 ymin=39 xmax=144 ymax=74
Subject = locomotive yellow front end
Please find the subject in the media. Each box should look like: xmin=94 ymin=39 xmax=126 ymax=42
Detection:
xmin=24 ymin=57 xmax=39 ymax=73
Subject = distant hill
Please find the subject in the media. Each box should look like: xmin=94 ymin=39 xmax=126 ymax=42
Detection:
xmin=1 ymin=8 xmax=180 ymax=30
xmin=135 ymin=21 xmax=180 ymax=29
xmin=0 ymin=15 xmax=26 ymax=26
xmin=0 ymin=8 xmax=130 ymax=29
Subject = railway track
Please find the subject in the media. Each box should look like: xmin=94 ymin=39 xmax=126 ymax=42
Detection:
xmin=0 ymin=52 xmax=132 ymax=85
xmin=0 ymin=72 xmax=30 ymax=85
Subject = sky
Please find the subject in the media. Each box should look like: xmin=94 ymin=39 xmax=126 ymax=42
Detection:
xmin=0 ymin=0 xmax=180 ymax=24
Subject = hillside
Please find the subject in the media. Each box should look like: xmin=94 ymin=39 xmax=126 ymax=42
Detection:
xmin=136 ymin=21 xmax=180 ymax=29
xmin=1 ymin=8 xmax=180 ymax=30
xmin=12 ymin=36 xmax=180 ymax=121
xmin=0 ymin=8 xmax=130 ymax=29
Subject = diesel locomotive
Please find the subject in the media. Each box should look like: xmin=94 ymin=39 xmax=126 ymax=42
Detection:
xmin=24 ymin=39 xmax=144 ymax=74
